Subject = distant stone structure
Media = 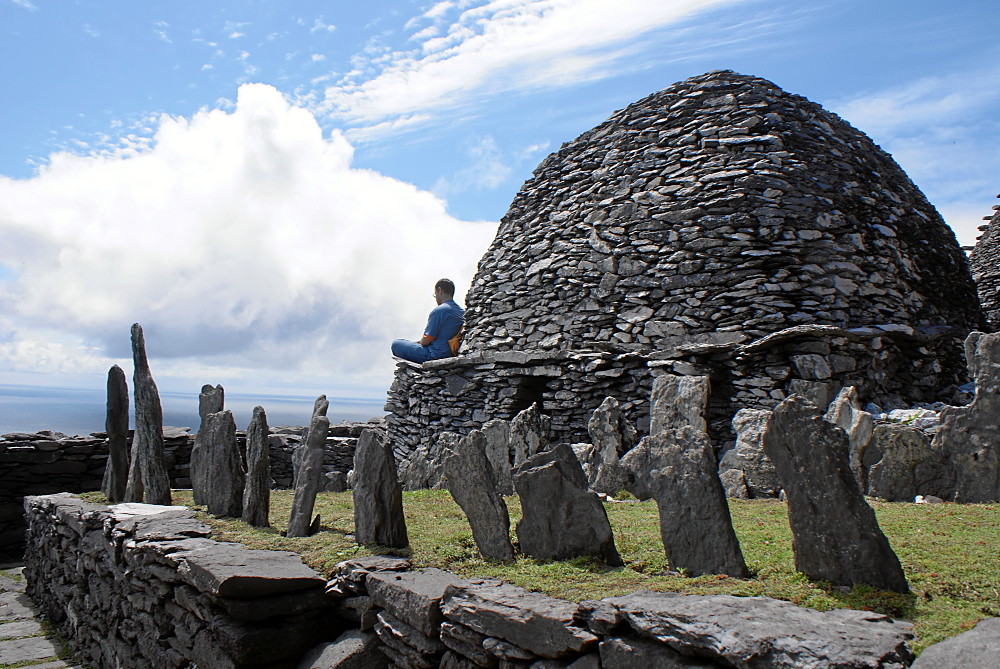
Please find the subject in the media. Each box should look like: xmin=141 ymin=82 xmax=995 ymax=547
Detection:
xmin=970 ymin=192 xmax=1000 ymax=329
xmin=387 ymin=70 xmax=980 ymax=458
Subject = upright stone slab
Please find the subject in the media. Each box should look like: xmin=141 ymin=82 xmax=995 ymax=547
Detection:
xmin=514 ymin=443 xmax=622 ymax=566
xmin=124 ymin=323 xmax=171 ymax=505
xmin=718 ymin=408 xmax=780 ymax=499
xmin=287 ymin=411 xmax=329 ymax=537
xmin=399 ymin=431 xmax=456 ymax=491
xmin=586 ymin=397 xmax=637 ymax=495
xmin=824 ymin=385 xmax=875 ymax=489
xmin=101 ymin=364 xmax=129 ymax=502
xmin=242 ymin=406 xmax=270 ymax=527
xmin=201 ymin=410 xmax=245 ymax=517
xmin=442 ymin=430 xmax=514 ymax=561
xmin=864 ymin=424 xmax=954 ymax=501
xmin=510 ymin=403 xmax=550 ymax=467
xmin=649 ymin=375 xmax=709 ymax=436
xmin=762 ymin=395 xmax=908 ymax=593
xmin=353 ymin=428 xmax=409 ymax=548
xmin=294 ymin=395 xmax=329 ymax=489
xmin=481 ymin=419 xmax=513 ymax=496
xmin=619 ymin=428 xmax=748 ymax=577
xmin=191 ymin=384 xmax=225 ymax=505
xmin=934 ymin=331 xmax=1000 ymax=502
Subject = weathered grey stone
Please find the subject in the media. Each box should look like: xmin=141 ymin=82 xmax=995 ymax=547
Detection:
xmin=910 ymin=617 xmax=1000 ymax=668
xmin=824 ymin=386 xmax=875 ymax=489
xmin=510 ymin=403 xmax=550 ymax=467
xmin=367 ymin=568 xmax=466 ymax=637
xmin=298 ymin=629 xmax=388 ymax=669
xmin=101 ymin=364 xmax=129 ymax=502
xmin=514 ymin=443 xmax=622 ymax=566
xmin=443 ymin=431 xmax=515 ymax=561
xmin=441 ymin=579 xmax=599 ymax=659
xmin=295 ymin=395 xmax=330 ymax=489
xmin=191 ymin=383 xmax=225 ymax=505
xmin=440 ymin=621 xmax=494 ymax=667
xmin=649 ymin=375 xmax=709 ymax=436
xmin=863 ymin=424 xmax=954 ymax=501
xmin=326 ymin=555 xmax=413 ymax=597
xmin=176 ymin=542 xmax=325 ymax=598
xmin=242 ymin=405 xmax=270 ymax=527
xmin=399 ymin=431 xmax=457 ymax=491
xmin=719 ymin=408 xmax=780 ymax=499
xmin=202 ymin=410 xmax=245 ymax=518
xmin=374 ymin=609 xmax=445 ymax=658
xmin=0 ymin=635 xmax=63 ymax=665
xmin=599 ymin=635 xmax=721 ymax=669
xmin=584 ymin=397 xmax=637 ymax=495
xmin=123 ymin=323 xmax=171 ymax=505
xmin=762 ymin=395 xmax=909 ymax=592
xmin=353 ymin=428 xmax=409 ymax=548
xmin=600 ymin=591 xmax=914 ymax=669
xmin=482 ymin=636 xmax=535 ymax=661
xmin=441 ymin=649 xmax=483 ymax=669
xmin=933 ymin=332 xmax=1000 ymax=502
xmin=288 ymin=411 xmax=330 ymax=537
xmin=619 ymin=428 xmax=749 ymax=578
xmin=482 ymin=419 xmax=513 ymax=496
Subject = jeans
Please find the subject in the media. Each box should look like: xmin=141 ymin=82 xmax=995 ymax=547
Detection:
xmin=391 ymin=339 xmax=433 ymax=363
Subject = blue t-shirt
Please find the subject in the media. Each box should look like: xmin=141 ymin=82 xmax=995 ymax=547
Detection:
xmin=424 ymin=300 xmax=464 ymax=359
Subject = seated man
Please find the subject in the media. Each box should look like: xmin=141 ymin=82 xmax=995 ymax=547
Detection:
xmin=391 ymin=278 xmax=465 ymax=363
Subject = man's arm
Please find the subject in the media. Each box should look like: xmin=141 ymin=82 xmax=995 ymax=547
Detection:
xmin=418 ymin=334 xmax=434 ymax=346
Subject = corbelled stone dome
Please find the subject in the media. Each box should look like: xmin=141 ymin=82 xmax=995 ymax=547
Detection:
xmin=970 ymin=194 xmax=1000 ymax=330
xmin=464 ymin=70 xmax=980 ymax=353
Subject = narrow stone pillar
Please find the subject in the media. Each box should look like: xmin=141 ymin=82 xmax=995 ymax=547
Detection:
xmin=101 ymin=365 xmax=129 ymax=502
xmin=443 ymin=430 xmax=514 ymax=561
xmin=762 ymin=395 xmax=909 ymax=593
xmin=294 ymin=395 xmax=329 ymax=489
xmin=123 ymin=323 xmax=171 ymax=505
xmin=242 ymin=406 xmax=271 ymax=527
xmin=586 ymin=396 xmax=637 ymax=494
xmin=191 ymin=384 xmax=224 ymax=505
xmin=203 ymin=410 xmax=244 ymax=517
xmin=287 ymin=411 xmax=329 ymax=537
xmin=352 ymin=428 xmax=408 ymax=548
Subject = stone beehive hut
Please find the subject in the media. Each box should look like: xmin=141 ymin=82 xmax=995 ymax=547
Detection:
xmin=386 ymin=70 xmax=980 ymax=459
xmin=970 ymin=193 xmax=1000 ymax=329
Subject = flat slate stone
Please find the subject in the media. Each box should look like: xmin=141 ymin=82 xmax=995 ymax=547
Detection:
xmin=600 ymin=635 xmax=721 ymax=669
xmin=367 ymin=568 xmax=468 ymax=637
xmin=177 ymin=543 xmax=325 ymax=598
xmin=0 ymin=591 xmax=36 ymax=622
xmin=911 ymin=617 xmax=1000 ymax=668
xmin=0 ymin=618 xmax=42 ymax=639
xmin=440 ymin=579 xmax=598 ymax=659
xmin=297 ymin=629 xmax=388 ymax=669
xmin=0 ymin=635 xmax=61 ymax=665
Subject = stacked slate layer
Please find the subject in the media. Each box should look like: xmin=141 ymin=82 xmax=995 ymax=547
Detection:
xmin=970 ymin=193 xmax=1000 ymax=329
xmin=388 ymin=69 xmax=979 ymax=461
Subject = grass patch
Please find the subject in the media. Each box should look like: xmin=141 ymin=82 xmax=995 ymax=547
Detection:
xmin=85 ymin=490 xmax=998 ymax=656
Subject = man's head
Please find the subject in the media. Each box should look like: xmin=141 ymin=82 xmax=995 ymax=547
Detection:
xmin=434 ymin=278 xmax=456 ymax=304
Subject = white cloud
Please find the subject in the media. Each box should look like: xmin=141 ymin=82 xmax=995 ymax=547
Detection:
xmin=434 ymin=135 xmax=512 ymax=196
xmin=11 ymin=0 xmax=37 ymax=11
xmin=320 ymin=0 xmax=740 ymax=136
xmin=0 ymin=85 xmax=497 ymax=390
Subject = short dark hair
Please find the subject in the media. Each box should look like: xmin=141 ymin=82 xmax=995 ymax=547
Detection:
xmin=435 ymin=278 xmax=456 ymax=297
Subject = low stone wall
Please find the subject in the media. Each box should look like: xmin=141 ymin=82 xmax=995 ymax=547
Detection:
xmin=24 ymin=493 xmax=924 ymax=669
xmin=386 ymin=324 xmax=967 ymax=461
xmin=1 ymin=421 xmax=377 ymax=561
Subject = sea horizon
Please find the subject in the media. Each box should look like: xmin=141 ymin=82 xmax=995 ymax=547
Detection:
xmin=0 ymin=383 xmax=386 ymax=437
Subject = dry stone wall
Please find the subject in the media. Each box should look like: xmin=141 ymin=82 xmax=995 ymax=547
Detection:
xmin=970 ymin=193 xmax=1000 ymax=329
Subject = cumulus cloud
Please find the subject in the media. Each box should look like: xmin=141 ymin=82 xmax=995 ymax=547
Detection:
xmin=0 ymin=84 xmax=497 ymax=391
xmin=320 ymin=0 xmax=741 ymax=136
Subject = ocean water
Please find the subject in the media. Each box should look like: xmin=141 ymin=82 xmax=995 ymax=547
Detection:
xmin=0 ymin=384 xmax=385 ymax=436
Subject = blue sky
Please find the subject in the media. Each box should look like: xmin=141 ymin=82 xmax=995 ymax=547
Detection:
xmin=1 ymin=0 xmax=999 ymax=421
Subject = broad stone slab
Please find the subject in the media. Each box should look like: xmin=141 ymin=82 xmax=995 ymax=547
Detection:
xmin=594 ymin=591 xmax=914 ymax=669
xmin=202 ymin=410 xmax=245 ymax=518
xmin=762 ymin=395 xmax=909 ymax=593
xmin=719 ymin=408 xmax=779 ymax=499
xmin=910 ymin=617 xmax=1000 ymax=669
xmin=514 ymin=442 xmax=622 ymax=566
xmin=864 ymin=424 xmax=954 ymax=501
xmin=600 ymin=635 xmax=721 ymax=669
xmin=443 ymin=430 xmax=514 ymax=561
xmin=933 ymin=331 xmax=1000 ymax=502
xmin=191 ymin=383 xmax=225 ymax=505
xmin=367 ymin=568 xmax=468 ymax=637
xmin=441 ymin=579 xmax=598 ymax=659
xmin=353 ymin=428 xmax=409 ymax=548
xmin=176 ymin=543 xmax=325 ymax=598
xmin=649 ymin=375 xmax=709 ymax=435
xmin=297 ymin=629 xmax=388 ymax=669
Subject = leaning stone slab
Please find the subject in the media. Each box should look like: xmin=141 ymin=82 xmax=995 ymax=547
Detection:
xmin=202 ymin=410 xmax=245 ymax=518
xmin=762 ymin=395 xmax=909 ymax=593
xmin=367 ymin=568 xmax=468 ymax=637
xmin=297 ymin=629 xmax=388 ymax=669
xmin=353 ymin=428 xmax=409 ymax=548
xmin=514 ymin=442 xmax=622 ymax=566
xmin=124 ymin=323 xmax=171 ymax=505
xmin=597 ymin=591 xmax=914 ymax=669
xmin=175 ymin=543 xmax=325 ymax=598
xmin=911 ymin=617 xmax=1000 ymax=668
xmin=933 ymin=331 xmax=1000 ymax=502
xmin=440 ymin=579 xmax=599 ymax=659
xmin=288 ymin=411 xmax=330 ymax=537
xmin=649 ymin=374 xmax=709 ymax=435
xmin=619 ymin=428 xmax=748 ymax=578
xmin=443 ymin=430 xmax=514 ymax=561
